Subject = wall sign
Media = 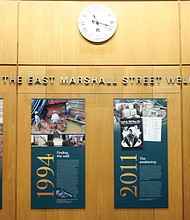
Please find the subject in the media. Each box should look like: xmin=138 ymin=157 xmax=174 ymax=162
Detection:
xmin=1 ymin=75 xmax=190 ymax=86
xmin=31 ymin=98 xmax=85 ymax=209
xmin=114 ymin=98 xmax=168 ymax=208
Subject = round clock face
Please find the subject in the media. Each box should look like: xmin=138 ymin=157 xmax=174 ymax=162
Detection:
xmin=78 ymin=4 xmax=117 ymax=43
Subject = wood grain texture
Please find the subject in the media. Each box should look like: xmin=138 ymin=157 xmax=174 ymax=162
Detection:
xmin=0 ymin=67 xmax=17 ymax=220
xmin=0 ymin=1 xmax=189 ymax=220
xmin=18 ymin=1 xmax=179 ymax=65
xmin=154 ymin=94 xmax=183 ymax=220
xmin=17 ymin=94 xmax=46 ymax=220
xmin=153 ymin=66 xmax=181 ymax=94
xmin=16 ymin=75 xmax=184 ymax=220
xmin=181 ymin=1 xmax=190 ymax=64
xmin=18 ymin=66 xmax=47 ymax=94
xmin=182 ymin=66 xmax=190 ymax=220
xmin=0 ymin=2 xmax=17 ymax=64
xmin=46 ymin=66 xmax=153 ymax=94
xmin=17 ymin=93 xmax=155 ymax=220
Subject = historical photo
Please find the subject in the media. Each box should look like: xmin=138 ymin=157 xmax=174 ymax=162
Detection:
xmin=120 ymin=118 xmax=143 ymax=149
xmin=31 ymin=99 xmax=85 ymax=135
xmin=114 ymin=99 xmax=167 ymax=144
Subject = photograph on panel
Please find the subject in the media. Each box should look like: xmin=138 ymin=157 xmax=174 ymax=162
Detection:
xmin=31 ymin=99 xmax=85 ymax=135
xmin=114 ymin=99 xmax=167 ymax=149
xmin=120 ymin=118 xmax=143 ymax=149
xmin=31 ymin=134 xmax=71 ymax=147
xmin=68 ymin=135 xmax=85 ymax=147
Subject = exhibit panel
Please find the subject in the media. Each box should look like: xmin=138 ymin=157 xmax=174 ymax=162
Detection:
xmin=114 ymin=98 xmax=168 ymax=208
xmin=31 ymin=98 xmax=85 ymax=209
xmin=112 ymin=93 xmax=183 ymax=220
xmin=17 ymin=94 xmax=88 ymax=220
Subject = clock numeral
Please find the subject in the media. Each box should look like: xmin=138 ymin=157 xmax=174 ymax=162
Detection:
xmin=81 ymin=14 xmax=87 ymax=18
xmin=88 ymin=33 xmax=93 ymax=40
xmin=82 ymin=27 xmax=88 ymax=33
xmin=94 ymin=5 xmax=99 ymax=10
xmin=96 ymin=28 xmax=100 ymax=32
xmin=79 ymin=21 xmax=85 ymax=25
xmin=87 ymin=8 xmax=93 ymax=13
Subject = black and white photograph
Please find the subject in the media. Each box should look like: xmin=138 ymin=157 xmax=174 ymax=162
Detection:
xmin=120 ymin=118 xmax=143 ymax=150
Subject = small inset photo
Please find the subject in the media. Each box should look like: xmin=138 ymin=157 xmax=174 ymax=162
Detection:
xmin=69 ymin=135 xmax=85 ymax=147
xmin=121 ymin=118 xmax=143 ymax=150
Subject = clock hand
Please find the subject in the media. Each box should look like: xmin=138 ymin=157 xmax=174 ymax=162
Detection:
xmin=92 ymin=20 xmax=113 ymax=28
xmin=93 ymin=14 xmax=98 ymax=22
xmin=92 ymin=19 xmax=99 ymax=25
xmin=92 ymin=14 xmax=113 ymax=27
xmin=98 ymin=22 xmax=112 ymax=27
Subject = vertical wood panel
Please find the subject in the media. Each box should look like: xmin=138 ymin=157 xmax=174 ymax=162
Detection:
xmin=17 ymin=94 xmax=46 ymax=220
xmin=0 ymin=67 xmax=17 ymax=220
xmin=154 ymin=94 xmax=183 ymax=220
xmin=181 ymin=1 xmax=190 ymax=64
xmin=0 ymin=2 xmax=17 ymax=64
xmin=182 ymin=66 xmax=190 ymax=220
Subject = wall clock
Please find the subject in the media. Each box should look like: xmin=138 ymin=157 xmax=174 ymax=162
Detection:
xmin=78 ymin=4 xmax=117 ymax=43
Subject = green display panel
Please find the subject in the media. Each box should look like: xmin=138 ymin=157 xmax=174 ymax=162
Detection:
xmin=114 ymin=98 xmax=168 ymax=208
xmin=31 ymin=99 xmax=85 ymax=209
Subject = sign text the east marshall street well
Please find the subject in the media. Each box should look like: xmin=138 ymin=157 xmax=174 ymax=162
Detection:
xmin=2 ymin=75 xmax=190 ymax=86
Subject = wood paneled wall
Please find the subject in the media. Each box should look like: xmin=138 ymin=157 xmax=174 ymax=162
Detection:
xmin=0 ymin=1 xmax=190 ymax=220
